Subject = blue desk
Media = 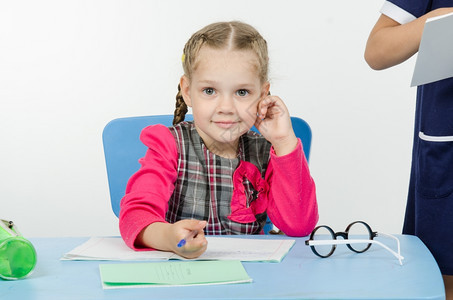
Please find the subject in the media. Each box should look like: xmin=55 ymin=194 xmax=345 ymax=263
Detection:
xmin=0 ymin=235 xmax=445 ymax=300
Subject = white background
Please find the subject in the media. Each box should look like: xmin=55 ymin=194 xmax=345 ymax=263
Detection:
xmin=0 ymin=0 xmax=417 ymax=237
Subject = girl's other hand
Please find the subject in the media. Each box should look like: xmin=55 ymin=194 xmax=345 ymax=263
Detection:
xmin=255 ymin=95 xmax=298 ymax=156
xmin=171 ymin=219 xmax=207 ymax=259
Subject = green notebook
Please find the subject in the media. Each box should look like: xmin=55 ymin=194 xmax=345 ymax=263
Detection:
xmin=99 ymin=260 xmax=252 ymax=289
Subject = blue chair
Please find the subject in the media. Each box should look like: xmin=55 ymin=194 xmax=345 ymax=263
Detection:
xmin=102 ymin=115 xmax=312 ymax=233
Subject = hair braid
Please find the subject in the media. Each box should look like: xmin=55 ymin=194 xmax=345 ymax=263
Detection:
xmin=173 ymin=83 xmax=188 ymax=125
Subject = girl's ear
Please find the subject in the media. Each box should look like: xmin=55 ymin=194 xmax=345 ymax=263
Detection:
xmin=261 ymin=81 xmax=270 ymax=99
xmin=180 ymin=75 xmax=192 ymax=107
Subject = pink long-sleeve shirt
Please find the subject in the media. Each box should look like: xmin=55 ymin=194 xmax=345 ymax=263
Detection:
xmin=119 ymin=123 xmax=318 ymax=250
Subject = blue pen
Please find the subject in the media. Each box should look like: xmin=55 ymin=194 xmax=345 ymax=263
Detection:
xmin=177 ymin=230 xmax=197 ymax=248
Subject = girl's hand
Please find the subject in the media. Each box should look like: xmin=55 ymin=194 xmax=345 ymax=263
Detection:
xmin=255 ymin=95 xmax=298 ymax=156
xmin=171 ymin=219 xmax=208 ymax=259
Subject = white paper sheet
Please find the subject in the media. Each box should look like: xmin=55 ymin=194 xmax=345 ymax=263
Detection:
xmin=62 ymin=236 xmax=295 ymax=263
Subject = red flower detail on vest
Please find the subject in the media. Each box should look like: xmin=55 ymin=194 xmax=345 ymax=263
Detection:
xmin=228 ymin=161 xmax=269 ymax=223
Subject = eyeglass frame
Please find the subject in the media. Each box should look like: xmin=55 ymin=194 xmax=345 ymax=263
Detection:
xmin=304 ymin=221 xmax=404 ymax=265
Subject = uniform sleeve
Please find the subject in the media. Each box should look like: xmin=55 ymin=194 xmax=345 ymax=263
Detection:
xmin=265 ymin=139 xmax=318 ymax=237
xmin=119 ymin=124 xmax=178 ymax=250
xmin=381 ymin=0 xmax=431 ymax=24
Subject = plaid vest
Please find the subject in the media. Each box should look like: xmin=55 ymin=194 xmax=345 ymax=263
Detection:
xmin=166 ymin=121 xmax=271 ymax=235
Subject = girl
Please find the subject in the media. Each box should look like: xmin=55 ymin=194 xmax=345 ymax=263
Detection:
xmin=119 ymin=21 xmax=318 ymax=259
xmin=365 ymin=2 xmax=453 ymax=298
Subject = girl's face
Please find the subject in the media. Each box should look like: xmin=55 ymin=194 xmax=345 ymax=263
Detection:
xmin=181 ymin=46 xmax=269 ymax=158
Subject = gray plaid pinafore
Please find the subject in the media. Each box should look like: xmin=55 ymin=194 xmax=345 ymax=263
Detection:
xmin=166 ymin=121 xmax=272 ymax=235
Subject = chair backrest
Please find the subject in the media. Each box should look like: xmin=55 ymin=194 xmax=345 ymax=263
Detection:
xmin=102 ymin=115 xmax=312 ymax=219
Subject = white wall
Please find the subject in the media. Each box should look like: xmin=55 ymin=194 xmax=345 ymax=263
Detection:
xmin=0 ymin=0 xmax=417 ymax=237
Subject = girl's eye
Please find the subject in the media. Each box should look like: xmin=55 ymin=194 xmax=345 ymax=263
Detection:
xmin=203 ymin=88 xmax=215 ymax=95
xmin=236 ymin=89 xmax=249 ymax=97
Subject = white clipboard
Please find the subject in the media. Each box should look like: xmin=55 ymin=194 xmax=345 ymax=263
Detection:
xmin=411 ymin=12 xmax=453 ymax=87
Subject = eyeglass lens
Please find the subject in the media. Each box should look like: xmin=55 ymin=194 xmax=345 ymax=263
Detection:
xmin=345 ymin=221 xmax=373 ymax=253
xmin=311 ymin=226 xmax=335 ymax=257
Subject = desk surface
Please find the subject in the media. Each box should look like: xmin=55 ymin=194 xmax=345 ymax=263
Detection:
xmin=0 ymin=235 xmax=445 ymax=300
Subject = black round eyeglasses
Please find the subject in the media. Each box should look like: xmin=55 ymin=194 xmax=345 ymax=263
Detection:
xmin=305 ymin=221 xmax=404 ymax=265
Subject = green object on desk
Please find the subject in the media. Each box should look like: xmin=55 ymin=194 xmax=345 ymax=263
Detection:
xmin=99 ymin=260 xmax=252 ymax=289
xmin=0 ymin=220 xmax=37 ymax=280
